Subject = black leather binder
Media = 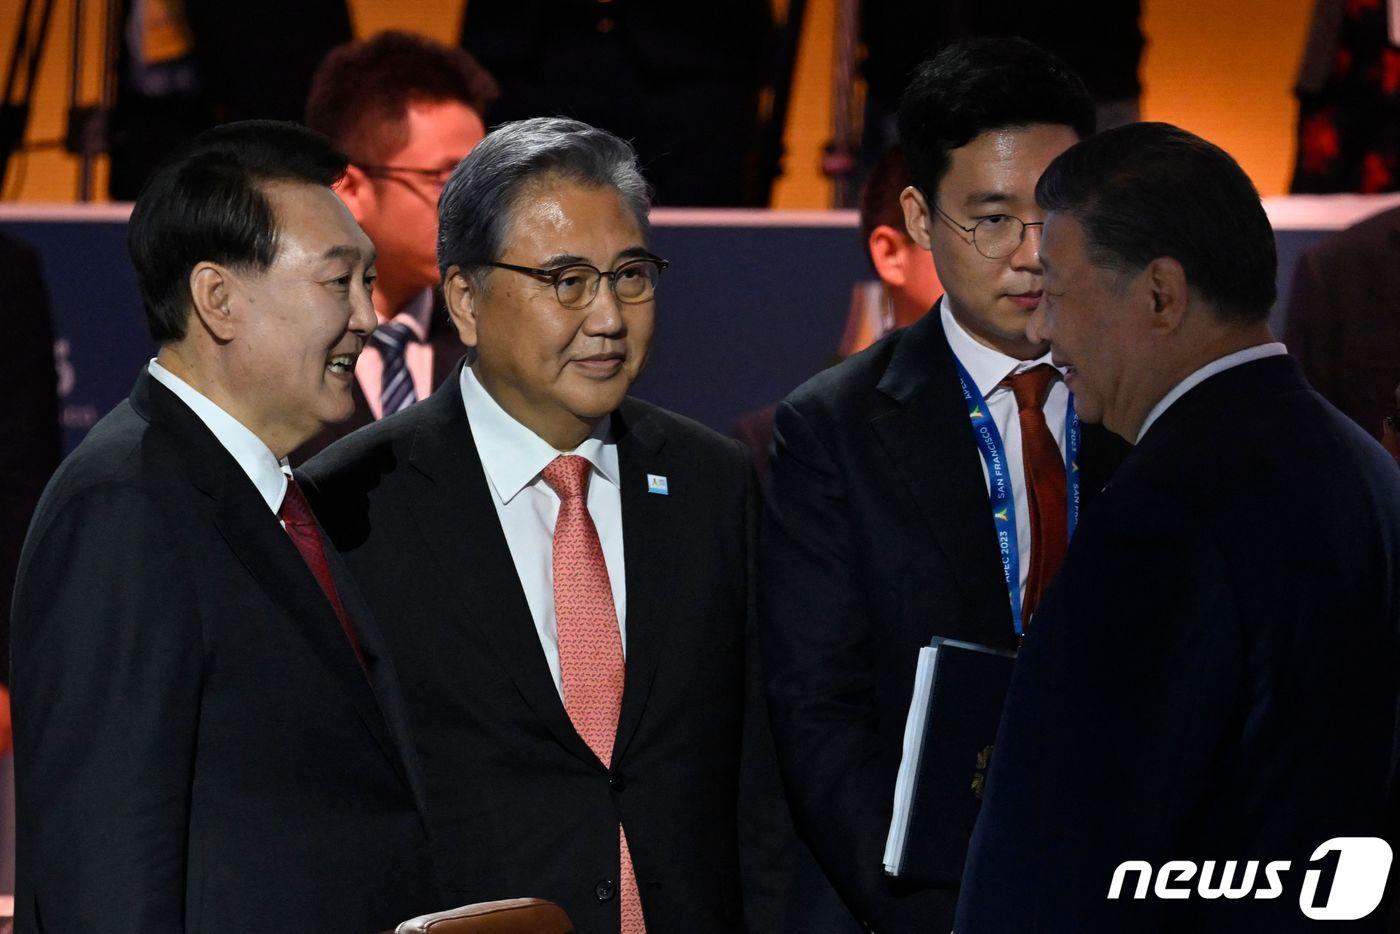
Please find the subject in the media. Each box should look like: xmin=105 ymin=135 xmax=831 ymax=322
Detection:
xmin=882 ymin=637 xmax=1017 ymax=884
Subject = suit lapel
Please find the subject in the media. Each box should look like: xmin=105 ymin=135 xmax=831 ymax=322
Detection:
xmin=870 ymin=310 xmax=1017 ymax=646
xmin=611 ymin=402 xmax=676 ymax=764
xmin=404 ymin=369 xmax=600 ymax=769
xmin=315 ymin=521 xmax=427 ymax=811
xmin=132 ymin=371 xmax=408 ymax=776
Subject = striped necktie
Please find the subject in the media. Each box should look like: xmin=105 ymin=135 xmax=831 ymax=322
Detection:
xmin=370 ymin=321 xmax=418 ymax=416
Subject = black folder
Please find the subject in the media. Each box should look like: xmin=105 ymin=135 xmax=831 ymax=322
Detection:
xmin=882 ymin=637 xmax=1017 ymax=885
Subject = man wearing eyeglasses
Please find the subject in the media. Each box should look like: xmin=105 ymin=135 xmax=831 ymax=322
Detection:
xmin=760 ymin=38 xmax=1129 ymax=932
xmin=294 ymin=31 xmax=498 ymax=462
xmin=301 ymin=117 xmax=770 ymax=934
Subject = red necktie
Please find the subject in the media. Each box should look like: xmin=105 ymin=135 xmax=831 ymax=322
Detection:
xmin=279 ymin=476 xmax=365 ymax=667
xmin=541 ymin=455 xmax=645 ymax=934
xmin=1003 ymin=365 xmax=1067 ymax=625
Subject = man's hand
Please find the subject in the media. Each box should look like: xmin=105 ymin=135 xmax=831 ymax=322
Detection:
xmin=0 ymin=684 xmax=11 ymax=756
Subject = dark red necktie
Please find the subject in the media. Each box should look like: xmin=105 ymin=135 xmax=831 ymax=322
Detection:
xmin=1003 ymin=365 xmax=1067 ymax=625
xmin=279 ymin=476 xmax=365 ymax=667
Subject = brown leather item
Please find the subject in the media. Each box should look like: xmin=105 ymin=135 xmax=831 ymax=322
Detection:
xmin=393 ymin=898 xmax=575 ymax=934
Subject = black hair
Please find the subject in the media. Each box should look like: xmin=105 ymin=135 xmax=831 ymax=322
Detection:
xmin=306 ymin=30 xmax=498 ymax=165
xmin=127 ymin=120 xmax=349 ymax=342
xmin=858 ymin=145 xmax=913 ymax=248
xmin=1036 ymin=122 xmax=1277 ymax=322
xmin=896 ymin=37 xmax=1095 ymax=200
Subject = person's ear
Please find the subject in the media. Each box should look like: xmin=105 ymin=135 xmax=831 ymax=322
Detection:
xmin=334 ymin=165 xmax=376 ymax=224
xmin=1143 ymin=256 xmax=1190 ymax=335
xmin=868 ymin=225 xmax=911 ymax=289
xmin=188 ymin=262 xmax=238 ymax=342
xmin=443 ymin=265 xmax=480 ymax=348
xmin=900 ymin=185 xmax=936 ymax=251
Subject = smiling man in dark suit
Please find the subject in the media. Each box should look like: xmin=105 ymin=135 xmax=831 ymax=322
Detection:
xmin=759 ymin=38 xmax=1129 ymax=932
xmin=958 ymin=123 xmax=1400 ymax=932
xmin=303 ymin=117 xmax=767 ymax=933
xmin=10 ymin=121 xmax=437 ymax=932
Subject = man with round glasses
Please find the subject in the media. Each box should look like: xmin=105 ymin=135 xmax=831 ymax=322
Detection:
xmin=302 ymin=117 xmax=773 ymax=934
xmin=760 ymin=38 xmax=1129 ymax=932
xmin=295 ymin=31 xmax=498 ymax=462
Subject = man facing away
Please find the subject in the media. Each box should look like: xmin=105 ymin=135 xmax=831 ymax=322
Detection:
xmin=293 ymin=30 xmax=498 ymax=461
xmin=9 ymin=121 xmax=437 ymax=932
xmin=303 ymin=117 xmax=773 ymax=933
xmin=958 ymin=122 xmax=1400 ymax=932
xmin=759 ymin=37 xmax=1128 ymax=933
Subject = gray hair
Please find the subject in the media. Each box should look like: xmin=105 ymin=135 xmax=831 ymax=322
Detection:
xmin=437 ymin=116 xmax=652 ymax=284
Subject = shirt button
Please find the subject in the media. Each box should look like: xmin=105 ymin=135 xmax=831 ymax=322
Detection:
xmin=595 ymin=879 xmax=617 ymax=902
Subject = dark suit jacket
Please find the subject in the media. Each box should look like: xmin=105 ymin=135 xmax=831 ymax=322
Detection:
xmin=0 ymin=233 xmax=61 ymax=686
xmin=1284 ymin=205 xmax=1400 ymax=440
xmin=10 ymin=369 xmax=437 ymax=933
xmin=759 ymin=306 xmax=1126 ymax=932
xmin=290 ymin=316 xmax=465 ymax=465
xmin=302 ymin=361 xmax=768 ymax=934
xmin=957 ymin=355 xmax=1400 ymax=932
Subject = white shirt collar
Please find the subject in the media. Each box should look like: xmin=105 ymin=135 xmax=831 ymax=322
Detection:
xmin=1136 ymin=342 xmax=1288 ymax=442
xmin=940 ymin=299 xmax=1061 ymax=396
xmin=459 ymin=364 xmax=620 ymax=506
xmin=147 ymin=359 xmax=290 ymax=513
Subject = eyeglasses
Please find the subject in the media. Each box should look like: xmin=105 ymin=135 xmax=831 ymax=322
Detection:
xmin=358 ymin=163 xmax=456 ymax=193
xmin=934 ymin=203 xmax=1043 ymax=259
xmin=484 ymin=255 xmax=670 ymax=309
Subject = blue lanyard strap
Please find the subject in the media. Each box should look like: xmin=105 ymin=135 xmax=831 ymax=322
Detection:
xmin=952 ymin=358 xmax=1081 ymax=637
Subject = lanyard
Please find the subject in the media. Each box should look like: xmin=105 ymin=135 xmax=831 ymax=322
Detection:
xmin=952 ymin=358 xmax=1080 ymax=637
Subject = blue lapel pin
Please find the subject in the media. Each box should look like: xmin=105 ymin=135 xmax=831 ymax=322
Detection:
xmin=646 ymin=474 xmax=669 ymax=496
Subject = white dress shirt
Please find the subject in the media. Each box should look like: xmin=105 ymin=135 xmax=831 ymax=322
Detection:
xmin=148 ymin=359 xmax=290 ymax=514
xmin=941 ymin=301 xmax=1070 ymax=601
xmin=1136 ymin=342 xmax=1288 ymax=442
xmin=356 ymin=289 xmax=438 ymax=419
xmin=460 ymin=365 xmax=627 ymax=700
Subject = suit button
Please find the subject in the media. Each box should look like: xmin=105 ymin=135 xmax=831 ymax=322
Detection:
xmin=596 ymin=16 xmax=615 ymax=32
xmin=609 ymin=771 xmax=626 ymax=793
xmin=595 ymin=879 xmax=617 ymax=902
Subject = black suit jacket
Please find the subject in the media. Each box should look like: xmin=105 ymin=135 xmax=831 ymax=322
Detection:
xmin=759 ymin=306 xmax=1126 ymax=932
xmin=302 ymin=361 xmax=769 ymax=934
xmin=10 ymin=369 xmax=437 ymax=932
xmin=290 ymin=319 xmax=465 ymax=465
xmin=1284 ymin=205 xmax=1400 ymax=440
xmin=0 ymin=233 xmax=61 ymax=687
xmin=957 ymin=355 xmax=1400 ymax=932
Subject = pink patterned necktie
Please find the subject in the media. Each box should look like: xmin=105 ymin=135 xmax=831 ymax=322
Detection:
xmin=541 ymin=455 xmax=645 ymax=934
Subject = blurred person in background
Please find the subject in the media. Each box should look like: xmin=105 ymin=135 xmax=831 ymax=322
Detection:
xmin=109 ymin=0 xmax=353 ymax=199
xmin=293 ymin=31 xmax=498 ymax=463
xmin=1284 ymin=204 xmax=1400 ymax=439
xmin=459 ymin=1 xmax=774 ymax=206
xmin=0 ymin=232 xmax=62 ymax=759
xmin=1291 ymin=0 xmax=1400 ymax=193
xmin=733 ymin=145 xmax=942 ymax=481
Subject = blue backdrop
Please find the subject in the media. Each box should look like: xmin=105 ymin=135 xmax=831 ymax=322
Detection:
xmin=0 ymin=207 xmax=1354 ymax=453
